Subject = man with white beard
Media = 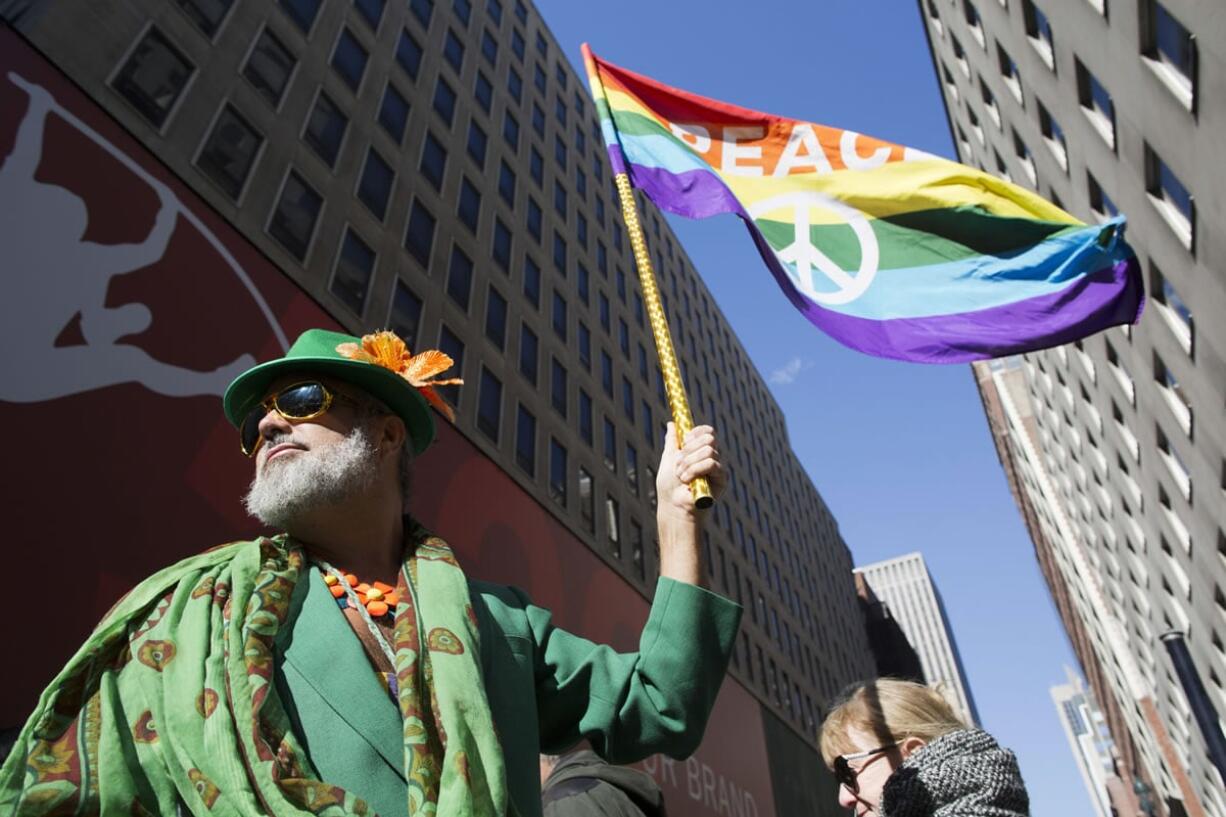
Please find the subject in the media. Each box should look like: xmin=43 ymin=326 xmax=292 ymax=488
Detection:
xmin=1 ymin=328 xmax=742 ymax=817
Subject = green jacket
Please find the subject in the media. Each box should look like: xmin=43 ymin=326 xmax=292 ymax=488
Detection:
xmin=276 ymin=567 xmax=741 ymax=817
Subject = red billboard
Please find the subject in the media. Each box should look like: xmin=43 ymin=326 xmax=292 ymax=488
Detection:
xmin=0 ymin=27 xmax=775 ymax=817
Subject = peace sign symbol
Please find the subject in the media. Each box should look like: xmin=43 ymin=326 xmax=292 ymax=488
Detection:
xmin=748 ymin=191 xmax=880 ymax=306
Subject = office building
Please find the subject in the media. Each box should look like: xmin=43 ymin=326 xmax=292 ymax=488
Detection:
xmin=921 ymin=1 xmax=1225 ymax=813
xmin=855 ymin=553 xmax=979 ymax=726
xmin=1052 ymin=666 xmax=1127 ymax=817
xmin=3 ymin=0 xmax=875 ymax=767
xmin=854 ymin=572 xmax=925 ymax=684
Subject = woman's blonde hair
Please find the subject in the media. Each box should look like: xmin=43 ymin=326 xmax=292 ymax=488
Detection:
xmin=819 ymin=679 xmax=967 ymax=767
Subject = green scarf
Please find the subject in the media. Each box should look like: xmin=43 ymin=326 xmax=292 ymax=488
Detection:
xmin=0 ymin=525 xmax=507 ymax=817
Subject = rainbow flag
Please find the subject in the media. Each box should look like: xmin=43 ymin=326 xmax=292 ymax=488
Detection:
xmin=582 ymin=45 xmax=1144 ymax=363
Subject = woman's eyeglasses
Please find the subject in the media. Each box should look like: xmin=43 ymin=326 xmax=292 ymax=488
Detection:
xmin=832 ymin=742 xmax=900 ymax=793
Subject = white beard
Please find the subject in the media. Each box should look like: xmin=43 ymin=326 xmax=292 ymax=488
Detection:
xmin=243 ymin=424 xmax=380 ymax=529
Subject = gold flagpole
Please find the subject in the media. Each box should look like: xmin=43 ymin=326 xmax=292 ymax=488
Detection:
xmin=613 ymin=172 xmax=713 ymax=509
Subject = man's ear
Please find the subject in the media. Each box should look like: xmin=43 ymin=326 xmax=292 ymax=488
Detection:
xmin=899 ymin=736 xmax=926 ymax=760
xmin=380 ymin=414 xmax=407 ymax=458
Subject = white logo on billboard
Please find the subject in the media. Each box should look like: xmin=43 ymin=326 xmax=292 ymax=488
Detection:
xmin=747 ymin=191 xmax=879 ymax=306
xmin=1 ymin=73 xmax=287 ymax=403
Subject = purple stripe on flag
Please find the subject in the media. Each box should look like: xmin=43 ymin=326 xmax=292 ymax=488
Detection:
xmin=625 ymin=164 xmax=742 ymax=219
xmin=605 ymin=143 xmax=627 ymax=176
xmin=797 ymin=256 xmax=1144 ymax=363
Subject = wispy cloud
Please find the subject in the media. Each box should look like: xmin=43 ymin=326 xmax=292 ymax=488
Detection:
xmin=768 ymin=357 xmax=808 ymax=385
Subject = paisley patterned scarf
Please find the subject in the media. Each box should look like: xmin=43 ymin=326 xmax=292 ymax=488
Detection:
xmin=0 ymin=524 xmax=507 ymax=817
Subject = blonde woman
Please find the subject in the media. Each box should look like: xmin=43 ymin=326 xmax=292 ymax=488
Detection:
xmin=819 ymin=680 xmax=1029 ymax=817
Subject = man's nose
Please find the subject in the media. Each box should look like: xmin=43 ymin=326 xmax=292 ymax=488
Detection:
xmin=257 ymin=408 xmax=293 ymax=441
xmin=837 ymin=783 xmax=858 ymax=810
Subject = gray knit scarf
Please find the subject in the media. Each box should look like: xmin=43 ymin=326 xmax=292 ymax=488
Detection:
xmin=881 ymin=729 xmax=1029 ymax=817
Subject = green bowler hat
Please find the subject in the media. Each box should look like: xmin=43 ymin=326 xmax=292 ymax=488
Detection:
xmin=223 ymin=329 xmax=439 ymax=455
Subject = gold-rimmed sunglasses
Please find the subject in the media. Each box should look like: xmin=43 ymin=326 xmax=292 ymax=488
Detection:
xmin=240 ymin=381 xmax=362 ymax=457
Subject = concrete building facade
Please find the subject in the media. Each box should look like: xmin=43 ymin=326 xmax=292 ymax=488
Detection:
xmin=920 ymin=1 xmax=1225 ymax=813
xmin=855 ymin=553 xmax=980 ymax=726
xmin=2 ymin=0 xmax=876 ymax=750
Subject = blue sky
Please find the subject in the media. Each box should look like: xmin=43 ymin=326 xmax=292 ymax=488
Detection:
xmin=538 ymin=1 xmax=1091 ymax=814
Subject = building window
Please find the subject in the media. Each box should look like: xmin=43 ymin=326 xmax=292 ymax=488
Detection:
xmin=457 ymin=177 xmax=481 ymax=233
xmin=1142 ymin=0 xmax=1196 ymax=110
xmin=579 ymin=389 xmax=593 ymax=444
xmin=446 ymin=245 xmax=474 ymax=310
xmin=601 ymin=350 xmax=613 ymax=396
xmin=553 ymin=231 xmax=567 ymax=275
xmin=996 ymin=42 xmax=1023 ymax=105
xmin=1153 ymin=351 xmax=1192 ymax=436
xmin=463 ymin=121 xmax=488 ymax=169
xmin=963 ymin=0 xmax=984 ymax=47
xmin=577 ymin=263 xmax=590 ymax=305
xmin=355 ymin=0 xmax=385 ymax=29
xmin=481 ymin=28 xmax=498 ymax=64
xmin=631 ymin=520 xmax=645 ymax=579
xmin=477 ymin=367 xmax=501 ymax=441
xmin=278 ymin=0 xmax=320 ymax=33
xmin=579 ymin=467 xmax=594 ymax=532
xmin=603 ymin=418 xmax=617 ymax=473
xmin=1075 ymin=60 xmax=1115 ymax=149
xmin=1036 ymin=102 xmax=1067 ymax=172
xmin=552 ymin=291 xmax=567 ymax=340
xmin=112 ymin=27 xmax=194 ymax=128
xmin=437 ymin=326 xmax=464 ymax=406
xmin=433 ymin=76 xmax=457 ymax=126
xmin=625 ymin=444 xmax=639 ymax=495
xmin=519 ymin=323 xmax=538 ymax=384
xmin=303 ymin=92 xmax=347 ymax=167
xmin=493 ymin=218 xmax=512 ymax=272
xmin=268 ymin=171 xmax=321 ymax=261
xmin=474 ymin=71 xmax=493 ymax=113
xmin=196 ymin=104 xmax=262 ymax=200
xmin=979 ymin=77 xmax=1000 ymax=128
xmin=174 ymin=0 xmax=234 ymax=37
xmin=485 ymin=286 xmax=508 ymax=349
xmin=511 ymin=28 xmax=525 ymax=61
xmin=502 ymin=110 xmax=519 ymax=150
xmin=549 ymin=439 xmax=567 ymax=506
xmin=515 ymin=404 xmax=536 ymax=475
xmin=396 ymin=29 xmax=424 ymax=78
xmin=357 ymin=148 xmax=394 ymax=220
xmin=1087 ymin=172 xmax=1118 ymax=221
xmin=534 ymin=62 xmax=548 ymax=94
xmin=527 ymin=198 xmax=542 ymax=241
xmin=522 ymin=256 xmax=541 ymax=307
xmin=453 ymin=0 xmax=471 ymax=25
xmin=420 ymin=131 xmax=447 ymax=190
xmin=531 ymin=102 xmax=545 ymax=136
xmin=330 ymin=228 xmax=375 ymax=316
xmin=330 ymin=29 xmax=368 ymax=91
xmin=507 ymin=66 xmax=523 ymax=102
xmin=1150 ymin=263 xmax=1192 ymax=355
xmin=498 ymin=161 xmax=516 ymax=206
xmin=1023 ymin=0 xmax=1055 ymax=70
xmin=388 ymin=282 xmax=423 ymax=347
xmin=578 ymin=323 xmax=591 ymax=370
xmin=993 ymin=147 xmax=1010 ymax=183
xmin=951 ymin=33 xmax=969 ymax=77
xmin=1145 ymin=144 xmax=1193 ymax=249
xmin=553 ymin=181 xmax=567 ymax=219
xmin=410 ymin=0 xmax=434 ymax=28
xmin=378 ymin=83 xmax=410 ymax=143
xmin=243 ymin=28 xmax=295 ymax=108
xmin=605 ymin=494 xmax=621 ymax=556
xmin=404 ymin=199 xmax=436 ymax=267
xmin=551 ymin=357 xmax=568 ymax=417
xmin=530 ymin=147 xmax=544 ymax=186
xmin=443 ymin=28 xmax=465 ymax=72
xmin=1015 ymin=128 xmax=1034 ymax=185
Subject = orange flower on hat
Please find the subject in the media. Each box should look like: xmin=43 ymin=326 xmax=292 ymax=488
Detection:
xmin=337 ymin=331 xmax=463 ymax=421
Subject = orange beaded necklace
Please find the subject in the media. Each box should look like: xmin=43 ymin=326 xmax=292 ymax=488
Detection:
xmin=322 ymin=571 xmax=401 ymax=619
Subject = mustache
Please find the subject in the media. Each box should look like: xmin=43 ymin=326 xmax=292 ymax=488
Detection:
xmin=259 ymin=432 xmax=306 ymax=461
